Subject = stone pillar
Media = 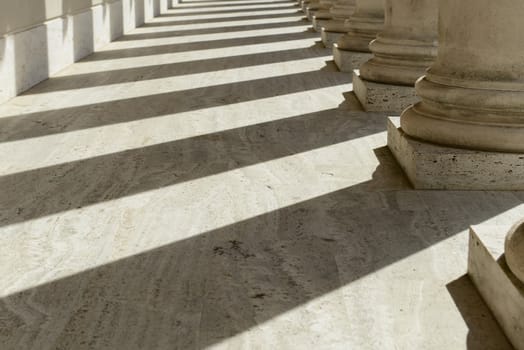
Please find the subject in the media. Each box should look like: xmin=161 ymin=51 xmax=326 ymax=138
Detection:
xmin=319 ymin=0 xmax=356 ymax=47
xmin=353 ymin=0 xmax=438 ymax=112
xmin=307 ymin=0 xmax=336 ymax=22
xmin=300 ymin=0 xmax=315 ymax=14
xmin=312 ymin=1 xmax=337 ymax=32
xmin=388 ymin=0 xmax=524 ymax=190
xmin=332 ymin=0 xmax=384 ymax=72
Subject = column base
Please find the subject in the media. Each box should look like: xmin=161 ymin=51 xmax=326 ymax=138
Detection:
xmin=387 ymin=117 xmax=524 ymax=190
xmin=353 ymin=71 xmax=419 ymax=113
xmin=313 ymin=17 xmax=331 ymax=32
xmin=468 ymin=225 xmax=524 ymax=350
xmin=301 ymin=3 xmax=310 ymax=14
xmin=332 ymin=44 xmax=371 ymax=72
xmin=306 ymin=8 xmax=318 ymax=21
xmin=321 ymin=29 xmax=344 ymax=48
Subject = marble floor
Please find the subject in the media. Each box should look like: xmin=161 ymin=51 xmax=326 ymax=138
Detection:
xmin=0 ymin=1 xmax=521 ymax=349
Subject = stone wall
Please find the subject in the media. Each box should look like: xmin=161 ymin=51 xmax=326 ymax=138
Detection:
xmin=0 ymin=0 xmax=170 ymax=104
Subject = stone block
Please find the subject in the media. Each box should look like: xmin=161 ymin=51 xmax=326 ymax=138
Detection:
xmin=306 ymin=8 xmax=317 ymax=21
xmin=313 ymin=17 xmax=331 ymax=32
xmin=387 ymin=117 xmax=524 ymax=190
xmin=353 ymin=71 xmax=419 ymax=113
xmin=93 ymin=4 xmax=112 ymax=50
xmin=321 ymin=29 xmax=344 ymax=48
xmin=0 ymin=35 xmax=16 ymax=104
xmin=468 ymin=225 xmax=524 ymax=350
xmin=332 ymin=44 xmax=371 ymax=72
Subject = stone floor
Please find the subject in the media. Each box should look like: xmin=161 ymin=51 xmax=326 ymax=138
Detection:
xmin=0 ymin=1 xmax=521 ymax=349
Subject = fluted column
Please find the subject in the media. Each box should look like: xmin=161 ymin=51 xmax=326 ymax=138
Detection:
xmin=388 ymin=0 xmax=524 ymax=189
xmin=332 ymin=0 xmax=384 ymax=72
xmin=352 ymin=0 xmax=438 ymax=112
xmin=360 ymin=0 xmax=438 ymax=86
xmin=320 ymin=0 xmax=356 ymax=47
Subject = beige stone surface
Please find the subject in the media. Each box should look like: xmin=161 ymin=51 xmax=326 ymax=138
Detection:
xmin=469 ymin=225 xmax=524 ymax=350
xmin=359 ymin=0 xmax=437 ymax=86
xmin=319 ymin=0 xmax=353 ymax=38
xmin=353 ymin=71 xmax=418 ymax=113
xmin=0 ymin=0 xmax=112 ymax=35
xmin=335 ymin=0 xmax=383 ymax=52
xmin=332 ymin=45 xmax=371 ymax=72
xmin=312 ymin=16 xmax=331 ymax=32
xmin=506 ymin=221 xmax=524 ymax=284
xmin=321 ymin=27 xmax=344 ymax=47
xmin=328 ymin=0 xmax=354 ymax=20
xmin=0 ymin=1 xmax=520 ymax=349
xmin=0 ymin=1 xmax=149 ymax=105
xmin=400 ymin=0 xmax=524 ymax=153
xmin=388 ymin=117 xmax=524 ymax=190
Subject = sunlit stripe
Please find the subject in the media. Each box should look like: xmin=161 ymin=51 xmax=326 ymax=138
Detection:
xmin=0 ymin=85 xmax=349 ymax=175
xmin=56 ymin=38 xmax=315 ymax=75
xmin=134 ymin=17 xmax=304 ymax=34
xmin=105 ymin=24 xmax=310 ymax=49
xmin=1 ymin=56 xmax=334 ymax=115
xmin=167 ymin=2 xmax=295 ymax=13
xmin=0 ymin=131 xmax=384 ymax=298
xmin=138 ymin=15 xmax=301 ymax=31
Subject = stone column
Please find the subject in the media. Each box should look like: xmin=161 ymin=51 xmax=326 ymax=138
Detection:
xmin=300 ymin=0 xmax=315 ymax=14
xmin=332 ymin=0 xmax=384 ymax=72
xmin=319 ymin=0 xmax=356 ymax=47
xmin=388 ymin=0 xmax=524 ymax=190
xmin=353 ymin=0 xmax=438 ymax=112
xmin=312 ymin=0 xmax=337 ymax=32
xmin=306 ymin=0 xmax=336 ymax=22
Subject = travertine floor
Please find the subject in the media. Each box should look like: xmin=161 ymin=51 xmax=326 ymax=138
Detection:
xmin=0 ymin=1 xmax=521 ymax=349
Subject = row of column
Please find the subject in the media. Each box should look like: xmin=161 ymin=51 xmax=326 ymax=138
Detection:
xmin=297 ymin=0 xmax=524 ymax=191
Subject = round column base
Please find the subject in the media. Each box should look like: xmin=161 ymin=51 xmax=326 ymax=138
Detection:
xmin=360 ymin=59 xmax=429 ymax=86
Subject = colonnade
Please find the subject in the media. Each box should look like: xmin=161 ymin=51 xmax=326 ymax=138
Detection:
xmin=298 ymin=1 xmax=524 ymax=347
xmin=297 ymin=0 xmax=524 ymax=191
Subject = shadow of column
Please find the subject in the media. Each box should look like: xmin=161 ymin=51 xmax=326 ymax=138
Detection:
xmin=446 ymin=275 xmax=513 ymax=350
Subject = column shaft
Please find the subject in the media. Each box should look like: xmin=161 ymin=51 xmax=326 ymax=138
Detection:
xmin=401 ymin=0 xmax=524 ymax=152
xmin=336 ymin=0 xmax=384 ymax=52
xmin=359 ymin=0 xmax=438 ymax=86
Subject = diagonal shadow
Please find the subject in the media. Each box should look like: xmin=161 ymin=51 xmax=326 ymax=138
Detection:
xmin=180 ymin=0 xmax=271 ymax=3
xmin=86 ymin=31 xmax=316 ymax=61
xmin=447 ymin=275 xmax=513 ymax=349
xmin=25 ymin=45 xmax=329 ymax=94
xmin=0 ymin=107 xmax=374 ymax=228
xmin=1 ymin=147 xmax=521 ymax=349
xmin=170 ymin=0 xmax=293 ymax=9
xmin=117 ymin=20 xmax=307 ymax=41
xmin=140 ymin=12 xmax=304 ymax=27
xmin=2 ymin=66 xmax=348 ymax=142
xmin=159 ymin=5 xmax=297 ymax=16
